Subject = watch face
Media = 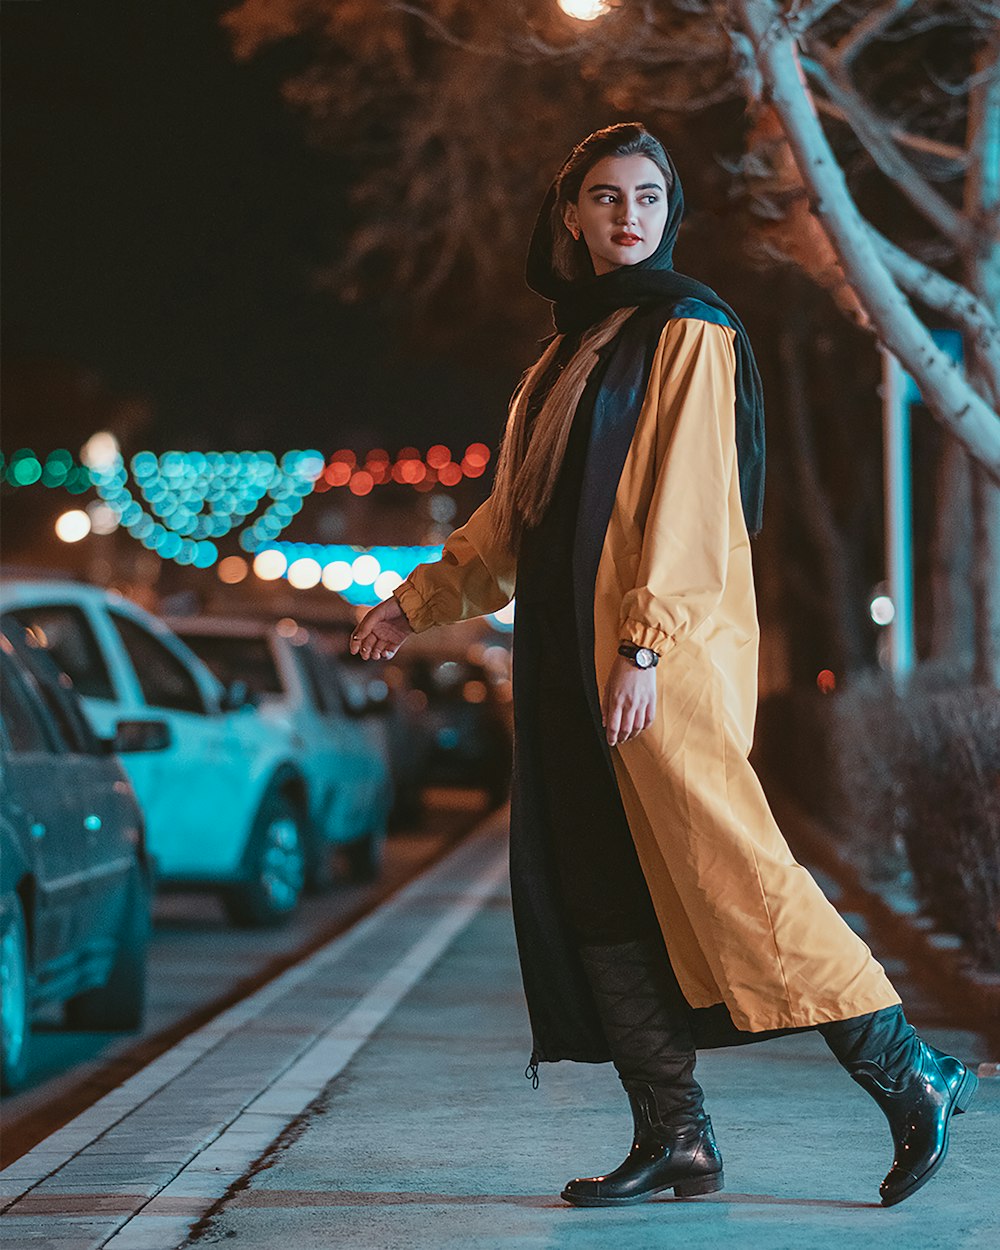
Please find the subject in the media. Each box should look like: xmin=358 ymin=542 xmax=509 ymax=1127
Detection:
xmin=635 ymin=647 xmax=655 ymax=668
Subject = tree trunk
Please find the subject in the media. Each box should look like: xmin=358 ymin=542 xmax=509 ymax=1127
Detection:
xmin=965 ymin=28 xmax=1000 ymax=686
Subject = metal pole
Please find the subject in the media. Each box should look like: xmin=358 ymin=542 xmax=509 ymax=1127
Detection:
xmin=881 ymin=347 xmax=915 ymax=680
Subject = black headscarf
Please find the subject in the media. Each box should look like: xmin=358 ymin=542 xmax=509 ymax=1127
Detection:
xmin=525 ymin=143 xmax=766 ymax=537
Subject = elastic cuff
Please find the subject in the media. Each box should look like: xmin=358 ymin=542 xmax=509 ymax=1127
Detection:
xmin=619 ymin=616 xmax=674 ymax=656
xmin=392 ymin=579 xmax=435 ymax=633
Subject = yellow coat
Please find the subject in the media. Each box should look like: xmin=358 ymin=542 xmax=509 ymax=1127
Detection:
xmin=394 ymin=313 xmax=899 ymax=1036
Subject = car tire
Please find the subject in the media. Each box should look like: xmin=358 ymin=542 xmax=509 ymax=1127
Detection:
xmin=65 ymin=867 xmax=150 ymax=1032
xmin=1 ymin=892 xmax=32 ymax=1095
xmin=224 ymin=788 xmax=306 ymax=928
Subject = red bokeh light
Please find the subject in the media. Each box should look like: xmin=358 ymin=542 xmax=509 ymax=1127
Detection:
xmin=816 ymin=669 xmax=837 ymax=695
xmin=349 ymin=470 xmax=374 ymax=496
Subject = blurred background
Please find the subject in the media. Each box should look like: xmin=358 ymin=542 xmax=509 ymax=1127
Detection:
xmin=1 ymin=1 xmax=997 ymax=1113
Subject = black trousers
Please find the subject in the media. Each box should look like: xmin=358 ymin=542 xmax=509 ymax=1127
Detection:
xmin=532 ymin=595 xmax=660 ymax=945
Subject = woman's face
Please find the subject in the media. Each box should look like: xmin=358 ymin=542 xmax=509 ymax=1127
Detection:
xmin=563 ymin=153 xmax=669 ymax=276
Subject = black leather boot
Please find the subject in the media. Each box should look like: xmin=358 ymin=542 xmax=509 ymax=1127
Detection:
xmin=820 ymin=1007 xmax=978 ymax=1206
xmin=561 ymin=1082 xmax=724 ymax=1205
xmin=850 ymin=1039 xmax=978 ymax=1206
xmin=560 ymin=935 xmax=723 ymax=1206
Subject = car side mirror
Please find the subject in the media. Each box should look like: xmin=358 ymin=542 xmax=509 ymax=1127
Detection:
xmin=220 ymin=679 xmax=256 ymax=712
xmin=109 ymin=719 xmax=172 ymax=753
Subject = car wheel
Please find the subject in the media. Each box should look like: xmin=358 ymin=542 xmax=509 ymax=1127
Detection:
xmin=65 ymin=867 xmax=150 ymax=1032
xmin=343 ymin=825 xmax=386 ymax=885
xmin=224 ymin=789 xmax=306 ymax=927
xmin=1 ymin=893 xmax=31 ymax=1094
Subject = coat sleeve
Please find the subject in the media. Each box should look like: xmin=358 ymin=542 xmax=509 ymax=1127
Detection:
xmin=618 ymin=316 xmax=739 ymax=656
xmin=392 ymin=493 xmax=516 ymax=633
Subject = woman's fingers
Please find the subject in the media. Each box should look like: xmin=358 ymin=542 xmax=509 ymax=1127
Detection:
xmin=350 ymin=599 xmax=411 ymax=660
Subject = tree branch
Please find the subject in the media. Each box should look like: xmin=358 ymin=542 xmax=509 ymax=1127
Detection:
xmin=786 ymin=0 xmax=844 ymax=35
xmin=801 ymin=51 xmax=972 ymax=245
xmin=732 ymin=0 xmax=1000 ymax=484
xmin=812 ymin=95 xmax=967 ymax=168
xmin=868 ymin=224 xmax=1000 ymax=401
xmin=830 ymin=0 xmax=916 ymax=68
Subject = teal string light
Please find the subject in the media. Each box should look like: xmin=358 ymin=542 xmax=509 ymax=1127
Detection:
xmin=88 ymin=448 xmax=324 ymax=568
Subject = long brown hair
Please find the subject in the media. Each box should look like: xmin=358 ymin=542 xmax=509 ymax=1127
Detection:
xmin=488 ymin=307 xmax=636 ymax=556
xmin=489 ymin=124 xmax=674 ymax=556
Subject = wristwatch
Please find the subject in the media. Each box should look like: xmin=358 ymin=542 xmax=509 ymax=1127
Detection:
xmin=618 ymin=642 xmax=659 ymax=669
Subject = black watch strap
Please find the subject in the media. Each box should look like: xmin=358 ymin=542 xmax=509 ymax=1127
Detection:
xmin=618 ymin=642 xmax=659 ymax=668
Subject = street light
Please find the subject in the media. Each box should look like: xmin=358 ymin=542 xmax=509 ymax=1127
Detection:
xmin=558 ymin=0 xmax=611 ymax=19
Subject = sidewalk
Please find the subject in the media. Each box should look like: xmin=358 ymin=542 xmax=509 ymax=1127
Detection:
xmin=193 ymin=843 xmax=997 ymax=1248
xmin=3 ymin=810 xmax=996 ymax=1249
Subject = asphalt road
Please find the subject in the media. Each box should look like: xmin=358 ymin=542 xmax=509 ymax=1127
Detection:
xmin=1 ymin=787 xmax=493 ymax=1164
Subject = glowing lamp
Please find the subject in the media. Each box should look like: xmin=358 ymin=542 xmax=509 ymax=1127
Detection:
xmin=557 ymin=0 xmax=610 ymax=19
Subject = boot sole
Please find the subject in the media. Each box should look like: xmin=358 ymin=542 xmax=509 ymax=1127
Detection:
xmin=560 ymin=1171 xmax=724 ymax=1206
xmin=880 ymin=1067 xmax=979 ymax=1208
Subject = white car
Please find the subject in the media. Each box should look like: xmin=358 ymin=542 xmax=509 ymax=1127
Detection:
xmin=2 ymin=581 xmax=312 ymax=927
xmin=167 ymin=616 xmax=394 ymax=884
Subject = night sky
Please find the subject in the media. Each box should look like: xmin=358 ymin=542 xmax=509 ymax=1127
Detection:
xmin=2 ymin=0 xmax=512 ymax=454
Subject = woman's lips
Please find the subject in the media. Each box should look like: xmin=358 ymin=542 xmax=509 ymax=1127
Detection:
xmin=611 ymin=233 xmax=641 ymax=245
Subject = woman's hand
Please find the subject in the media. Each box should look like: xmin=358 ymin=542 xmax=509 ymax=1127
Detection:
xmin=602 ymin=653 xmax=657 ymax=747
xmin=349 ymin=594 xmax=415 ymax=661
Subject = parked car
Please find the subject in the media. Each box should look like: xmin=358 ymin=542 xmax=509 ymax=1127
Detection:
xmin=321 ymin=642 xmax=434 ymax=829
xmin=398 ymin=655 xmax=513 ymax=806
xmin=2 ymin=582 xmax=312 ymax=927
xmin=168 ymin=615 xmax=393 ymax=883
xmin=0 ymin=622 xmax=164 ymax=1093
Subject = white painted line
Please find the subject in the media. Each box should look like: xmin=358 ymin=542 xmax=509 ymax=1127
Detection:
xmin=101 ymin=849 xmax=508 ymax=1249
xmin=1 ymin=819 xmax=506 ymax=1202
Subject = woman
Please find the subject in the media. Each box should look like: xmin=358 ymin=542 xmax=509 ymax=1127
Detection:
xmin=350 ymin=124 xmax=976 ymax=1209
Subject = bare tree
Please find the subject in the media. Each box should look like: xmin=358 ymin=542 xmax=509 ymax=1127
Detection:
xmin=223 ymin=0 xmax=1000 ymax=678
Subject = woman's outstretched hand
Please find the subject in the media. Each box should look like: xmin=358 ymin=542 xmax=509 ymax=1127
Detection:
xmin=602 ymin=654 xmax=657 ymax=747
xmin=349 ymin=594 xmax=415 ymax=661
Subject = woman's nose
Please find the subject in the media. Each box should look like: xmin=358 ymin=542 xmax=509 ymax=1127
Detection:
xmin=615 ymin=200 xmax=639 ymax=224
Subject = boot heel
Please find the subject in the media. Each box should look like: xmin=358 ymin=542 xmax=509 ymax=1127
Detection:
xmin=954 ymin=1069 xmax=979 ymax=1115
xmin=673 ymin=1170 xmax=724 ymax=1197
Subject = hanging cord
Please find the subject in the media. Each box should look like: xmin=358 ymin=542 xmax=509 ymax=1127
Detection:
xmin=524 ymin=1049 xmax=540 ymax=1090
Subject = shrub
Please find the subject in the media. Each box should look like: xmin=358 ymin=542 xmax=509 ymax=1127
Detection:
xmin=758 ymin=671 xmax=1000 ymax=970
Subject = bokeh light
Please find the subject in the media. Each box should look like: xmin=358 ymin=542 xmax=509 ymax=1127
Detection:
xmin=352 ymin=554 xmax=381 ymax=586
xmin=217 ymin=555 xmax=249 ymax=584
xmin=80 ymin=431 xmax=120 ymax=470
xmin=870 ymin=594 xmax=896 ymax=626
xmin=55 ymin=509 xmax=92 ymax=543
xmin=287 ymin=556 xmax=322 ymax=589
xmin=253 ymin=549 xmax=287 ymax=581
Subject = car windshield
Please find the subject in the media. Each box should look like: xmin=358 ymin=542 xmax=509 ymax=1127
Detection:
xmin=179 ymin=633 xmax=284 ymax=697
